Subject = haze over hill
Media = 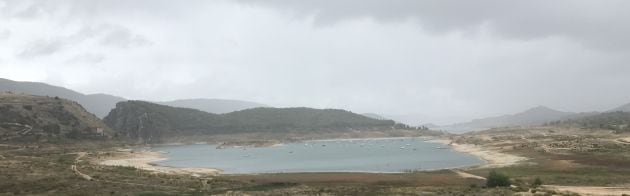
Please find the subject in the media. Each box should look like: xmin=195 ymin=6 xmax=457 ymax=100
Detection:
xmin=158 ymin=99 xmax=268 ymax=114
xmin=440 ymin=106 xmax=579 ymax=133
xmin=609 ymin=103 xmax=630 ymax=113
xmin=361 ymin=113 xmax=389 ymax=120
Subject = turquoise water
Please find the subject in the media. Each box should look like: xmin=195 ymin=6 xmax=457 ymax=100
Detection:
xmin=153 ymin=138 xmax=484 ymax=174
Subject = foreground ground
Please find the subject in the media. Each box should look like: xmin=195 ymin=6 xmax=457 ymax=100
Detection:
xmin=2 ymin=127 xmax=630 ymax=195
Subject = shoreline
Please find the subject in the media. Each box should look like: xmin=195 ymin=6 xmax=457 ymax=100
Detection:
xmin=427 ymin=139 xmax=527 ymax=168
xmin=97 ymin=150 xmax=221 ymax=176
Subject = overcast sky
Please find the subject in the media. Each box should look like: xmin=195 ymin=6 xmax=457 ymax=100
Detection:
xmin=1 ymin=0 xmax=630 ymax=125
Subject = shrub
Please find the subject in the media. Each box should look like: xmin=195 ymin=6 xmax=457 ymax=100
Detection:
xmin=486 ymin=170 xmax=511 ymax=187
xmin=532 ymin=177 xmax=542 ymax=187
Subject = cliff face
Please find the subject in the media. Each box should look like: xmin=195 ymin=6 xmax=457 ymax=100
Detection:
xmin=104 ymin=101 xmax=226 ymax=143
xmin=104 ymin=101 xmax=397 ymax=143
xmin=0 ymin=93 xmax=112 ymax=142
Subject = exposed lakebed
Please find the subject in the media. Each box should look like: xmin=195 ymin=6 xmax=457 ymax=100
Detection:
xmin=152 ymin=138 xmax=484 ymax=174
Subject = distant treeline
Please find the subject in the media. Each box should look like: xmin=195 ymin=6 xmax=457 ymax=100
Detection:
xmin=104 ymin=101 xmax=400 ymax=143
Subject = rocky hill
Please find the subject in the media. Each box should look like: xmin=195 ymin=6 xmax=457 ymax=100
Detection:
xmin=0 ymin=93 xmax=113 ymax=142
xmin=104 ymin=101 xmax=227 ymax=143
xmin=0 ymin=78 xmax=125 ymax=118
xmin=104 ymin=101 xmax=397 ymax=143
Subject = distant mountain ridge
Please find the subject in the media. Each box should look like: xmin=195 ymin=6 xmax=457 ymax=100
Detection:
xmin=104 ymin=101 xmax=397 ymax=143
xmin=441 ymin=106 xmax=577 ymax=132
xmin=157 ymin=98 xmax=267 ymax=114
xmin=0 ymin=78 xmax=268 ymax=118
xmin=0 ymin=78 xmax=125 ymax=118
xmin=609 ymin=102 xmax=630 ymax=112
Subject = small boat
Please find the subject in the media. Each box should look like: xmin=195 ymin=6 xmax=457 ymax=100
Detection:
xmin=400 ymin=146 xmax=405 ymax=149
xmin=435 ymin=147 xmax=449 ymax=149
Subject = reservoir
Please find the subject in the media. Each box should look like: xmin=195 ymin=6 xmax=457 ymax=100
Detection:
xmin=152 ymin=138 xmax=484 ymax=174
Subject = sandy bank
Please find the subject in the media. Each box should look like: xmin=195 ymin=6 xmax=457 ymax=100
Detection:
xmin=97 ymin=150 xmax=221 ymax=176
xmin=428 ymin=139 xmax=527 ymax=168
xmin=544 ymin=185 xmax=630 ymax=196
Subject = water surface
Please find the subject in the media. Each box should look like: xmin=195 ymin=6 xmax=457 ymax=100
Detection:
xmin=153 ymin=137 xmax=483 ymax=174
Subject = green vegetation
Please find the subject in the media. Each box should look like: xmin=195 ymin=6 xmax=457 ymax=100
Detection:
xmin=105 ymin=101 xmax=398 ymax=143
xmin=224 ymin=107 xmax=395 ymax=131
xmin=486 ymin=170 xmax=511 ymax=188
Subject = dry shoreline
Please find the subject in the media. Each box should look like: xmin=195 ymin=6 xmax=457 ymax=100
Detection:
xmin=427 ymin=139 xmax=527 ymax=168
xmin=97 ymin=150 xmax=221 ymax=176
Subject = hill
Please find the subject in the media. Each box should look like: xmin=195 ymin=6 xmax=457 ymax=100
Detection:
xmin=441 ymin=106 xmax=576 ymax=132
xmin=549 ymin=111 xmax=630 ymax=133
xmin=0 ymin=78 xmax=125 ymax=118
xmin=104 ymin=101 xmax=227 ymax=143
xmin=0 ymin=93 xmax=112 ymax=142
xmin=225 ymin=107 xmax=396 ymax=131
xmin=609 ymin=102 xmax=630 ymax=112
xmin=104 ymin=101 xmax=397 ymax=143
xmin=157 ymin=98 xmax=267 ymax=114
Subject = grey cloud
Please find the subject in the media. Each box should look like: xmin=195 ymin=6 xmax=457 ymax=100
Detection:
xmin=12 ymin=3 xmax=45 ymax=19
xmin=76 ymin=23 xmax=153 ymax=48
xmin=0 ymin=29 xmax=9 ymax=40
xmin=237 ymin=0 xmax=630 ymax=51
xmin=18 ymin=39 xmax=65 ymax=58
xmin=17 ymin=23 xmax=151 ymax=59
xmin=100 ymin=26 xmax=153 ymax=48
xmin=66 ymin=53 xmax=105 ymax=64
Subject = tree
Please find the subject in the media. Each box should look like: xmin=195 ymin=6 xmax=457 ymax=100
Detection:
xmin=486 ymin=170 xmax=511 ymax=187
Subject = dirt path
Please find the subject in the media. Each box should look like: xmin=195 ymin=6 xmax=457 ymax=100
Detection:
xmin=451 ymin=169 xmax=486 ymax=180
xmin=614 ymin=137 xmax=630 ymax=144
xmin=71 ymin=152 xmax=92 ymax=181
xmin=544 ymin=185 xmax=630 ymax=195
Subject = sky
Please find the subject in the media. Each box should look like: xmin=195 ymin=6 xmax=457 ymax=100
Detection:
xmin=1 ymin=0 xmax=630 ymax=125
